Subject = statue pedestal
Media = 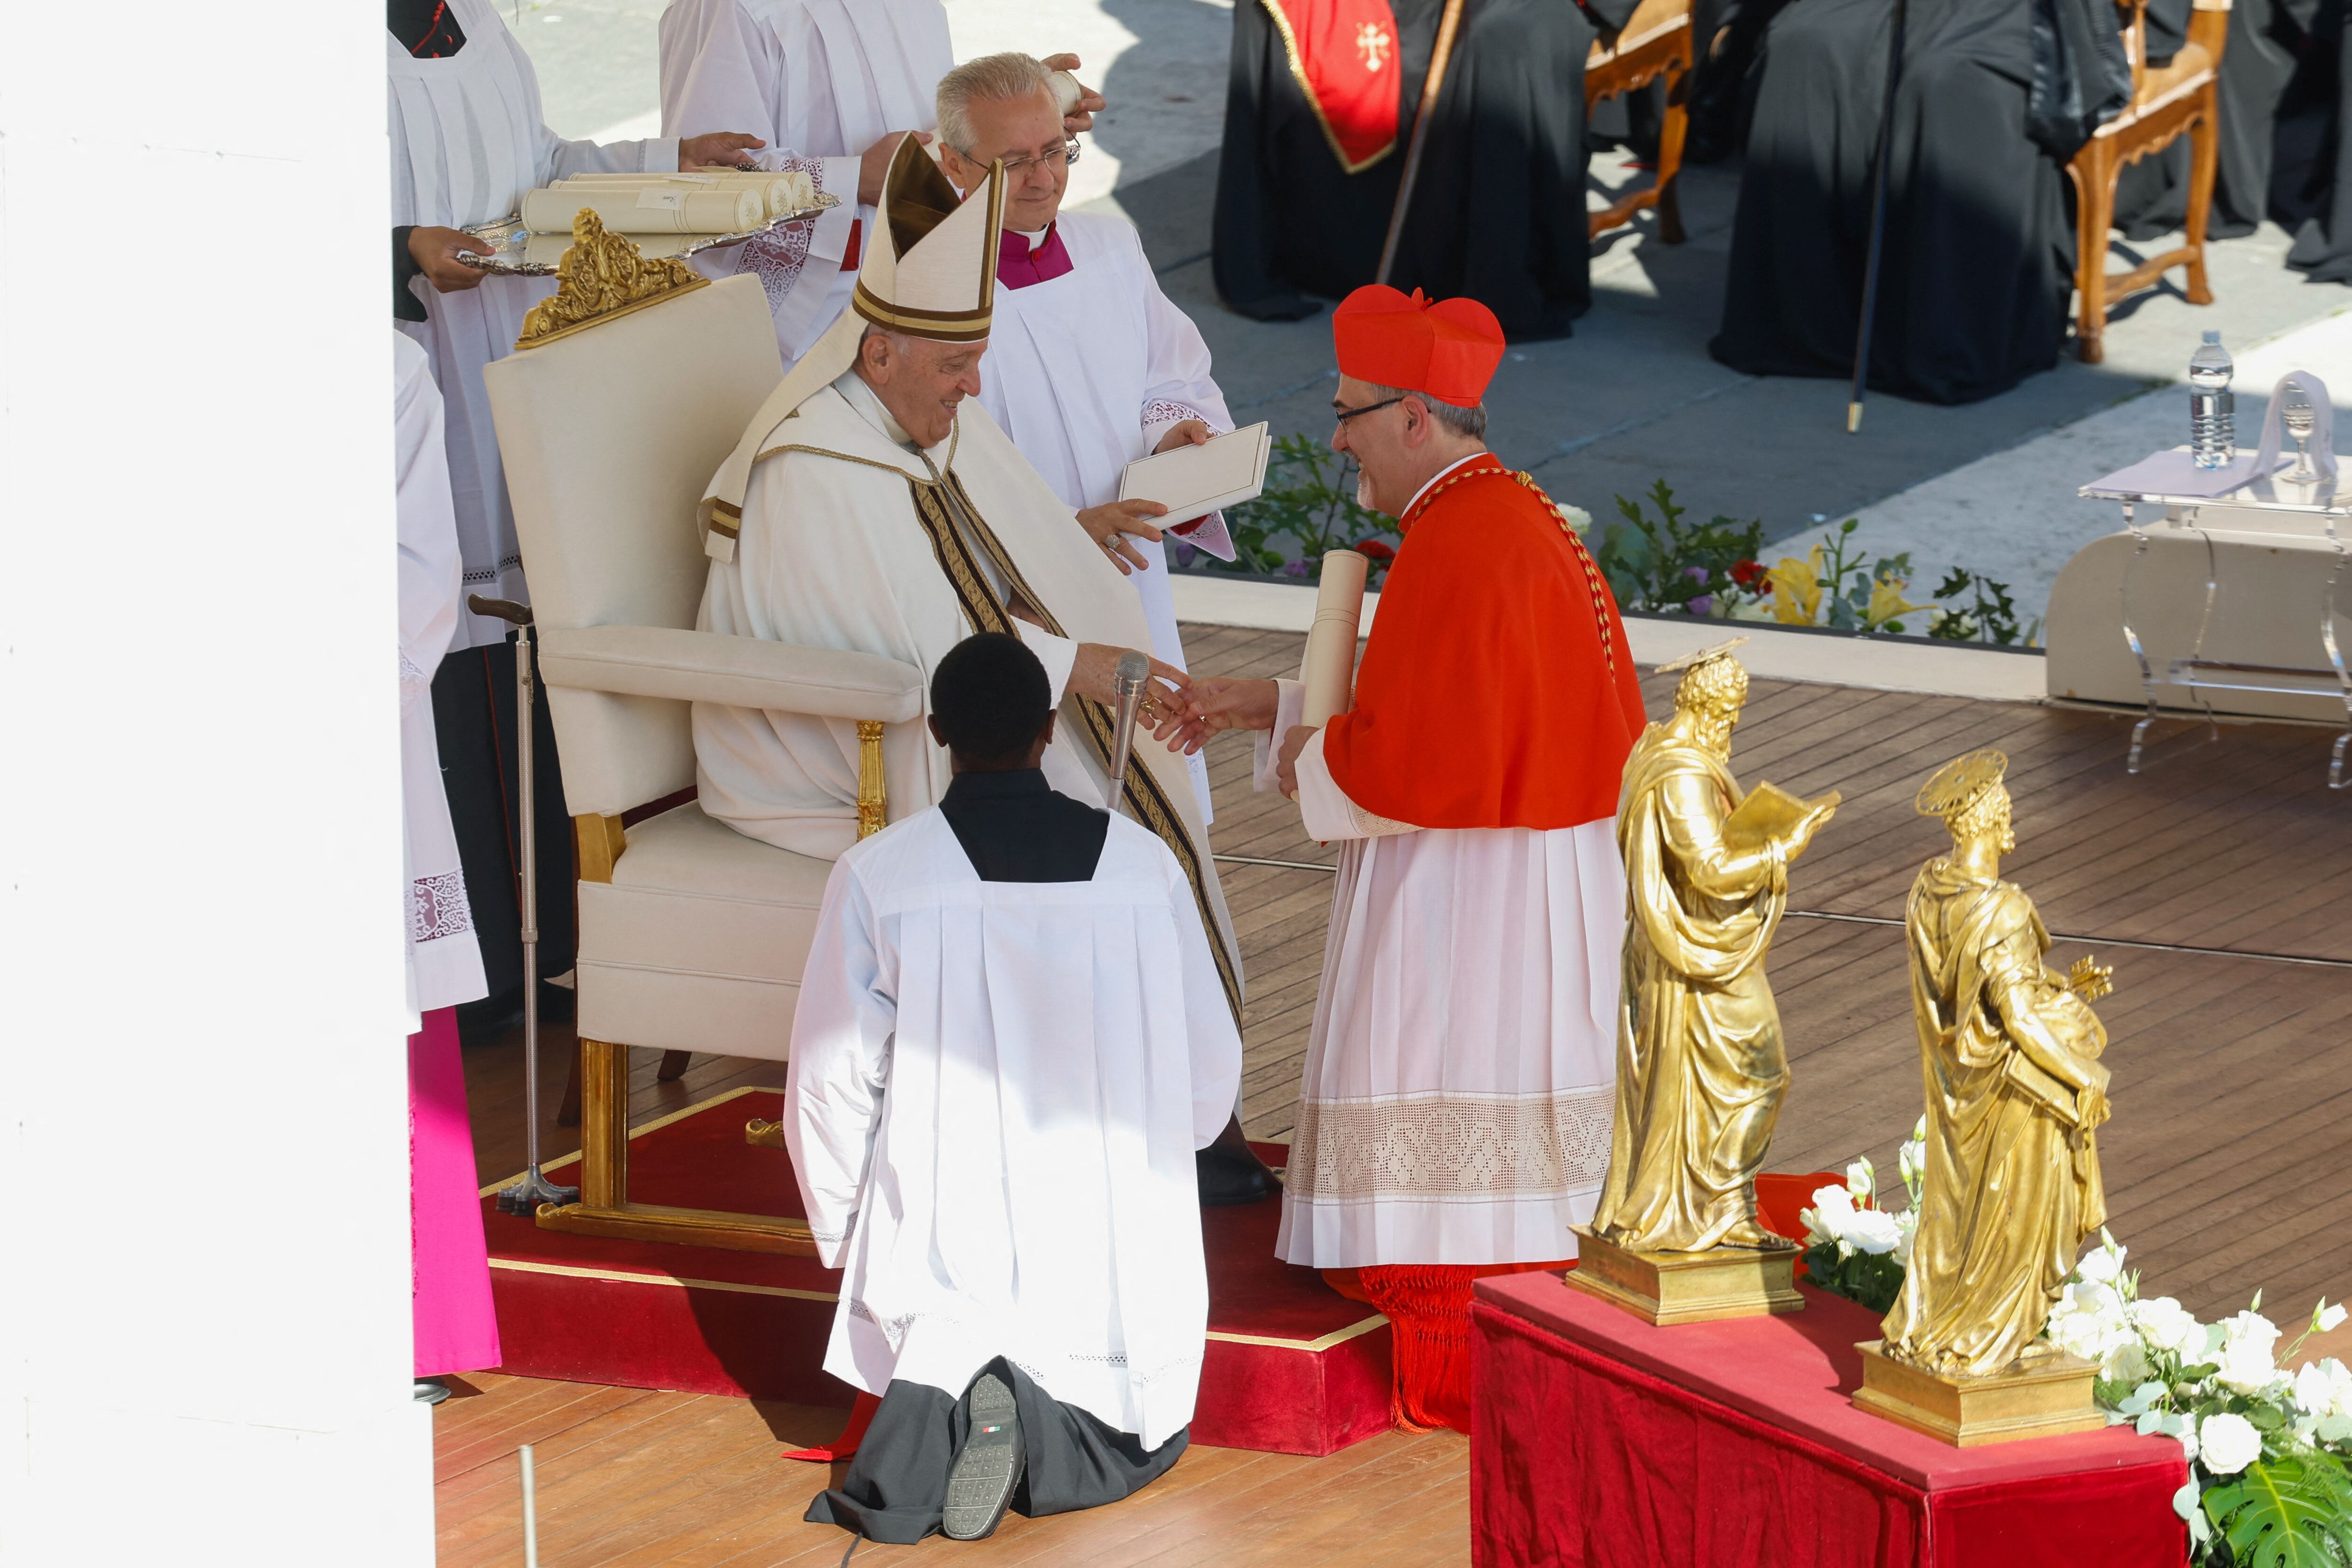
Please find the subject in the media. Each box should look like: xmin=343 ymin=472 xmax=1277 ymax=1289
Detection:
xmin=1851 ymin=1340 xmax=2106 ymax=1448
xmin=1563 ymin=1225 xmax=1804 ymax=1325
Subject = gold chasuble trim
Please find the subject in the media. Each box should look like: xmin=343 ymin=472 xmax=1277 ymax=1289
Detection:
xmin=902 ymin=467 xmax=1245 ymax=1027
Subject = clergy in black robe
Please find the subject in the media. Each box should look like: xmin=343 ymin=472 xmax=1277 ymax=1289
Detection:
xmin=1212 ymin=0 xmax=1635 ymax=339
xmin=2115 ymin=0 xmax=2352 ymax=282
xmin=1711 ymin=0 xmax=2132 ymax=404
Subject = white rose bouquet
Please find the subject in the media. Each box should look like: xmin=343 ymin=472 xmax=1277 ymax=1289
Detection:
xmin=2066 ymin=1240 xmax=2352 ymax=1564
xmin=1796 ymin=1123 xmax=1926 ymax=1314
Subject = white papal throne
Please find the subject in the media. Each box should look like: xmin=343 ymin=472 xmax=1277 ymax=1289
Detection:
xmin=485 ymin=231 xmax=921 ymax=1254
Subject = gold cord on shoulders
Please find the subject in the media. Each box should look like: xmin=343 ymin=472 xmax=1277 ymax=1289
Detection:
xmin=1399 ymin=463 xmax=1618 ymax=676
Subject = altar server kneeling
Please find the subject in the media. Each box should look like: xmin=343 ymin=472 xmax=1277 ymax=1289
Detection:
xmin=789 ymin=633 xmax=1243 ymax=1543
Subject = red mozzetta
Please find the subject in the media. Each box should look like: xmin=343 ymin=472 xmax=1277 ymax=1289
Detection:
xmin=1323 ymin=453 xmax=1649 ymax=830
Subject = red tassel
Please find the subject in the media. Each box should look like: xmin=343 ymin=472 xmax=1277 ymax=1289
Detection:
xmin=1344 ymin=1261 xmax=1574 ymax=1434
xmin=1355 ymin=1266 xmax=1478 ymax=1433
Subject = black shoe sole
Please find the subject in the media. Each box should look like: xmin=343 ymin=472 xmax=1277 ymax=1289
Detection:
xmin=942 ymin=1373 xmax=1024 ymax=1541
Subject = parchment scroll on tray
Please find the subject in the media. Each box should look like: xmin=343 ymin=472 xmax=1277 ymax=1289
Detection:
xmin=456 ymin=192 xmax=839 ymax=277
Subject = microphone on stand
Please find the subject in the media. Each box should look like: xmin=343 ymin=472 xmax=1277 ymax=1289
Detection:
xmin=1105 ymin=650 xmax=1152 ymax=817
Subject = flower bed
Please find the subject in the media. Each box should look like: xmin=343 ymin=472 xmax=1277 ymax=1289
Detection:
xmin=1178 ymin=448 xmax=2038 ymax=647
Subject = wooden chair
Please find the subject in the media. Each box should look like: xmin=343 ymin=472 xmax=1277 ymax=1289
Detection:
xmin=1586 ymin=0 xmax=1694 ymax=243
xmin=2067 ymin=0 xmax=2231 ymax=364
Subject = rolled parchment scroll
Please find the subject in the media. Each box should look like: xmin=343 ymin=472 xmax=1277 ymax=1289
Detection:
xmin=1298 ymin=549 xmax=1369 ymax=728
xmin=553 ymin=170 xmax=813 ymax=218
xmin=519 ymin=184 xmax=763 ymax=235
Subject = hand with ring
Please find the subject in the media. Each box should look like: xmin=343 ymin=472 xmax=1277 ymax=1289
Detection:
xmin=1076 ymin=499 xmax=1170 ymax=575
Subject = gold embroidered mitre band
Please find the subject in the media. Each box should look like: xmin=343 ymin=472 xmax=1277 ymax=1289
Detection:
xmin=851 ymin=136 xmax=1002 ymax=342
xmin=698 ymin=141 xmax=1006 ymax=562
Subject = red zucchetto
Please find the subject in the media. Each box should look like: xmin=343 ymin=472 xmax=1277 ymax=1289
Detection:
xmin=1331 ymin=285 xmax=1507 ymax=406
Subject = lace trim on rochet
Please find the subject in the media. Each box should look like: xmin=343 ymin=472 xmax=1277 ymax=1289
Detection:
xmin=409 ymin=871 xmax=475 ymax=943
xmin=1287 ymin=1087 xmax=1616 ymax=1202
xmin=733 ymin=154 xmax=824 ymax=311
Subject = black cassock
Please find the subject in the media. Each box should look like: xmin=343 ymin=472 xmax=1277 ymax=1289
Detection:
xmin=1711 ymin=0 xmax=2132 ymax=404
xmin=2116 ymin=0 xmax=2352 ymax=283
xmin=1212 ymin=0 xmax=1635 ymax=339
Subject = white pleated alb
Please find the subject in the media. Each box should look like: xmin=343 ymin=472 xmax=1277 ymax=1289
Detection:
xmin=659 ymin=0 xmax=950 ymax=364
xmin=785 ymin=809 xmax=1243 ymax=1449
xmin=388 ymin=0 xmax=676 ymax=649
xmin=1265 ymin=692 xmax=1626 ymax=1269
xmin=977 ymin=213 xmax=1237 ymax=822
xmin=394 ymin=333 xmax=488 ymax=1018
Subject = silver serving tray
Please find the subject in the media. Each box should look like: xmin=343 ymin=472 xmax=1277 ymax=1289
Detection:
xmin=457 ymin=191 xmax=839 ymax=276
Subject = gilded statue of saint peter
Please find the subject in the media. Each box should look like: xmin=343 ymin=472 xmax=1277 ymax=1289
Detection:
xmin=1591 ymin=644 xmax=1835 ymax=1254
xmin=1882 ymin=751 xmax=2111 ymax=1378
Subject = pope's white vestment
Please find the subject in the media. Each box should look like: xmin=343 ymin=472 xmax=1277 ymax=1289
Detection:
xmin=394 ymin=333 xmax=489 ymax=1017
xmin=659 ymin=0 xmax=950 ymax=363
xmin=976 ymin=213 xmax=1237 ymax=819
xmin=1259 ymin=685 xmax=1627 ymax=1268
xmin=390 ymin=0 xmax=680 ymax=649
xmin=785 ymin=806 xmax=1242 ymax=1446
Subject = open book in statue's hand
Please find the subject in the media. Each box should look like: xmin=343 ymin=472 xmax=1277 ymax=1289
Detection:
xmin=1722 ymin=780 xmax=1841 ymax=859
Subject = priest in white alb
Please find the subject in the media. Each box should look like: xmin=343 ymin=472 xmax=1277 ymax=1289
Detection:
xmin=657 ymin=0 xmax=1104 ymax=364
xmin=1168 ymin=286 xmax=1651 ymax=1431
xmin=790 ymin=632 xmax=1240 ymax=1544
xmin=934 ymin=52 xmax=1239 ymax=820
xmin=390 ymin=0 xmax=761 ymax=1026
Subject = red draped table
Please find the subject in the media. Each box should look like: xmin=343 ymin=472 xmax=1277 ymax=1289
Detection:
xmin=1471 ymin=1274 xmax=2187 ymax=1568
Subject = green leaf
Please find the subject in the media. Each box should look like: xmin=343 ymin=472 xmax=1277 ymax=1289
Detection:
xmin=2203 ymin=1455 xmax=2352 ymax=1568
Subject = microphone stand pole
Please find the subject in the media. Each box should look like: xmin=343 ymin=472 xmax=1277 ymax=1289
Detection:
xmin=1106 ymin=650 xmax=1151 ymax=816
xmin=1847 ymin=0 xmax=1909 ymax=434
xmin=470 ymin=595 xmax=580 ymax=1216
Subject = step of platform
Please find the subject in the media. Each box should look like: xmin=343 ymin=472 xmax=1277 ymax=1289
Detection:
xmin=480 ymin=1086 xmax=1393 ymax=1457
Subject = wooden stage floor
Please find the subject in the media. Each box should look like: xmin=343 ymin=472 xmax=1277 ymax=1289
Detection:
xmin=450 ymin=624 xmax=2350 ymax=1566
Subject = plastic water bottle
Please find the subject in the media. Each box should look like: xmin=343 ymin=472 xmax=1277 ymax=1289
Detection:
xmin=2190 ymin=331 xmax=2235 ymax=468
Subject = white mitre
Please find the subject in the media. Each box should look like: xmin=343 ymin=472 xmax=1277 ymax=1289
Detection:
xmin=700 ymin=139 xmax=1005 ymax=562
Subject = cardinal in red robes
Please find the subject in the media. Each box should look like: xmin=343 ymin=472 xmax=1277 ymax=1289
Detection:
xmin=1167 ymin=285 xmax=1648 ymax=1430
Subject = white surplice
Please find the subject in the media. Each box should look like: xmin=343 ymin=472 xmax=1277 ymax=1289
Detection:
xmin=785 ymin=807 xmax=1242 ymax=1446
xmin=395 ymin=333 xmax=489 ymax=1018
xmin=1257 ymin=682 xmax=1626 ymax=1268
xmin=976 ymin=213 xmax=1237 ymax=821
xmin=659 ymin=0 xmax=950 ymax=364
xmin=389 ymin=0 xmax=679 ymax=649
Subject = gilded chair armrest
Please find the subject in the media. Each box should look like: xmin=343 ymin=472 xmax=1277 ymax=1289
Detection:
xmin=539 ymin=624 xmax=923 ymax=722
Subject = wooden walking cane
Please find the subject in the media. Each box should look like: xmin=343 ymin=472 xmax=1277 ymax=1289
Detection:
xmin=1846 ymin=0 xmax=1909 ymax=432
xmin=1375 ymin=0 xmax=1471 ymax=286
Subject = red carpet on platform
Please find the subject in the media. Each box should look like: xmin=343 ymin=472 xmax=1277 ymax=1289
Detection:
xmin=1470 ymin=1272 xmax=2188 ymax=1568
xmin=480 ymin=1087 xmax=1393 ymax=1456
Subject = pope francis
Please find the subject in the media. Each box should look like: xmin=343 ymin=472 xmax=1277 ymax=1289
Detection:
xmin=691 ymin=136 xmax=1247 ymax=1031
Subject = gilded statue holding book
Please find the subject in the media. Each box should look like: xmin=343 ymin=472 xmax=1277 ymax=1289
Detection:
xmin=1878 ymin=751 xmax=2113 ymax=1382
xmin=1585 ymin=642 xmax=1837 ymax=1289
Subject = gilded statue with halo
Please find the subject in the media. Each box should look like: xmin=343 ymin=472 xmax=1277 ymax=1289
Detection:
xmin=1575 ymin=641 xmax=1837 ymax=1323
xmin=1853 ymin=751 xmax=2114 ymax=1445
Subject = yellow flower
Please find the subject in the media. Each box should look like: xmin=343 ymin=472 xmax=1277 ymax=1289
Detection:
xmin=1766 ymin=547 xmax=1822 ymax=625
xmin=1865 ymin=573 xmax=1925 ymax=629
